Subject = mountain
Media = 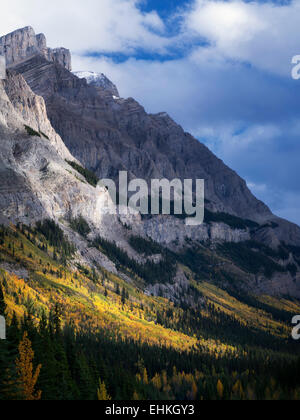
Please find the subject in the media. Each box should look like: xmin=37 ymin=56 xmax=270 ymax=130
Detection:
xmin=0 ymin=26 xmax=300 ymax=299
xmin=1 ymin=26 xmax=300 ymax=401
xmin=74 ymin=71 xmax=120 ymax=97
xmin=0 ymin=26 xmax=71 ymax=71
xmin=5 ymin=29 xmax=300 ymax=247
xmin=13 ymin=56 xmax=271 ymax=223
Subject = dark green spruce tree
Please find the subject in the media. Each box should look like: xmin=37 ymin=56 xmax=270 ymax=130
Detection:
xmin=0 ymin=280 xmax=20 ymax=400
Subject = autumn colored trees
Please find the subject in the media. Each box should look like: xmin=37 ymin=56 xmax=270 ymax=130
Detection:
xmin=97 ymin=379 xmax=111 ymax=400
xmin=1 ymin=223 xmax=300 ymax=400
xmin=16 ymin=332 xmax=42 ymax=400
xmin=1 ymin=310 xmax=300 ymax=400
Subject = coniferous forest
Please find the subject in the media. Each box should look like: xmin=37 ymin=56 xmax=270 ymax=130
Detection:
xmin=0 ymin=223 xmax=300 ymax=400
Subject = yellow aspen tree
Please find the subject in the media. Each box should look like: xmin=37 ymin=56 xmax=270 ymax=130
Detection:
xmin=16 ymin=332 xmax=42 ymax=401
xmin=232 ymin=380 xmax=244 ymax=400
xmin=162 ymin=370 xmax=168 ymax=387
xmin=246 ymin=385 xmax=256 ymax=401
xmin=133 ymin=391 xmax=140 ymax=400
xmin=217 ymin=380 xmax=224 ymax=399
xmin=143 ymin=368 xmax=148 ymax=385
xmin=190 ymin=381 xmax=198 ymax=400
xmin=151 ymin=373 xmax=162 ymax=390
xmin=97 ymin=379 xmax=111 ymax=400
xmin=270 ymin=378 xmax=277 ymax=391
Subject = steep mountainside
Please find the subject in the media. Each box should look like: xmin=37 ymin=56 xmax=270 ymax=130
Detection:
xmin=0 ymin=26 xmax=300 ymax=300
xmin=13 ymin=54 xmax=271 ymax=222
xmin=0 ymin=30 xmax=269 ymax=221
xmin=4 ymin=27 xmax=300 ymax=252
xmin=1 ymin=26 xmax=300 ymax=401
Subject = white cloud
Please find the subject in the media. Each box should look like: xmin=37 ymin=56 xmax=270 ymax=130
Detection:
xmin=247 ymin=182 xmax=267 ymax=194
xmin=1 ymin=0 xmax=300 ymax=76
xmin=186 ymin=0 xmax=265 ymax=47
xmin=184 ymin=0 xmax=300 ymax=76
xmin=205 ymin=124 xmax=282 ymax=157
xmin=0 ymin=0 xmax=168 ymax=54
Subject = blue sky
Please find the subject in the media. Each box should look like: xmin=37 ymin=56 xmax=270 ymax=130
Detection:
xmin=139 ymin=0 xmax=190 ymax=14
xmin=2 ymin=0 xmax=300 ymax=225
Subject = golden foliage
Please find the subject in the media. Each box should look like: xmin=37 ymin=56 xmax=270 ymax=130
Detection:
xmin=217 ymin=379 xmax=224 ymax=399
xmin=132 ymin=391 xmax=140 ymax=400
xmin=232 ymin=380 xmax=244 ymax=400
xmin=15 ymin=332 xmax=42 ymax=400
xmin=97 ymin=379 xmax=111 ymax=401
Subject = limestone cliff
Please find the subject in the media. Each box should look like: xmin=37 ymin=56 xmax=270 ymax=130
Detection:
xmin=0 ymin=26 xmax=71 ymax=70
xmin=1 ymin=26 xmax=300 ymax=298
xmin=8 ymin=31 xmax=300 ymax=249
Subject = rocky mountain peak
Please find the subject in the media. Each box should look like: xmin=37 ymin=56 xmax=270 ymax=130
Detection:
xmin=74 ymin=71 xmax=119 ymax=97
xmin=0 ymin=26 xmax=299 ymax=300
xmin=0 ymin=26 xmax=72 ymax=71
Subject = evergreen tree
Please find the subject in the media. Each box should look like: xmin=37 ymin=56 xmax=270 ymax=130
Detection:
xmin=0 ymin=339 xmax=19 ymax=400
xmin=121 ymin=287 xmax=126 ymax=305
xmin=116 ymin=284 xmax=120 ymax=295
xmin=0 ymin=279 xmax=6 ymax=316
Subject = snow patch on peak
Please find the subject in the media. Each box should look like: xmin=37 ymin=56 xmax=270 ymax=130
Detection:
xmin=74 ymin=71 xmax=119 ymax=98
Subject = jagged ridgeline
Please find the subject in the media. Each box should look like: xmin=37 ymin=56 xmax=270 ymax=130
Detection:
xmin=0 ymin=26 xmax=300 ymax=400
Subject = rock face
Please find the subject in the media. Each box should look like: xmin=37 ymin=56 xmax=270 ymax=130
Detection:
xmin=0 ymin=71 xmax=115 ymax=231
xmin=0 ymin=27 xmax=71 ymax=71
xmin=74 ymin=71 xmax=119 ymax=97
xmin=1 ymin=26 xmax=300 ymax=298
xmin=123 ymin=214 xmax=251 ymax=246
xmin=13 ymin=55 xmax=271 ymax=222
xmin=0 ymin=70 xmax=132 ymax=269
xmin=9 ymin=31 xmax=300 ymax=247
